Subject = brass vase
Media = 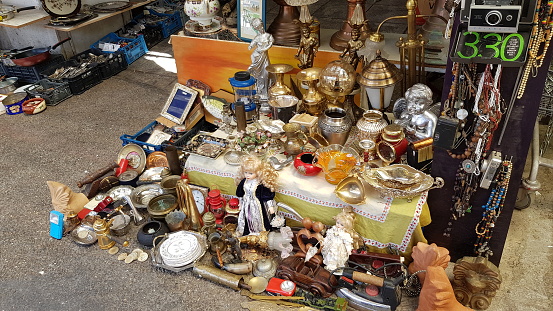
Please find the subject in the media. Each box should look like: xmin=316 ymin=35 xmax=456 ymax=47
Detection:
xmin=330 ymin=0 xmax=369 ymax=51
xmin=267 ymin=64 xmax=294 ymax=99
xmin=267 ymin=0 xmax=301 ymax=46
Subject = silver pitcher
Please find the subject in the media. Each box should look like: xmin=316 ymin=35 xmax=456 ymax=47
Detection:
xmin=318 ymin=107 xmax=352 ymax=146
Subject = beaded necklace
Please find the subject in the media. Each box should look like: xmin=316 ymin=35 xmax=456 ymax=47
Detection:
xmin=516 ymin=0 xmax=553 ymax=99
xmin=443 ymin=65 xmax=504 ymax=237
xmin=474 ymin=158 xmax=513 ymax=258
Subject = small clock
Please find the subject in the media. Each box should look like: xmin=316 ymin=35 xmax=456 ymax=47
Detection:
xmin=189 ymin=184 xmax=210 ymax=215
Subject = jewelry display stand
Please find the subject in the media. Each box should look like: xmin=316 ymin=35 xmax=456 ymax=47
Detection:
xmin=423 ymin=15 xmax=553 ymax=266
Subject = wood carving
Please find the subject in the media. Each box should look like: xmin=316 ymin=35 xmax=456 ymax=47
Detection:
xmin=409 ymin=242 xmax=451 ymax=283
xmin=452 ymin=256 xmax=502 ymax=310
xmin=416 ymin=266 xmax=473 ymax=311
xmin=294 ymin=217 xmax=325 ymax=265
xmin=47 ymin=181 xmax=89 ymax=215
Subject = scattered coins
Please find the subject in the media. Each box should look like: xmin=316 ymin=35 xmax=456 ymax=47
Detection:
xmin=117 ymin=253 xmax=128 ymax=261
xmin=108 ymin=246 xmax=119 ymax=255
xmin=125 ymin=252 xmax=137 ymax=264
xmin=77 ymin=230 xmax=89 ymax=239
xmin=138 ymin=252 xmax=149 ymax=262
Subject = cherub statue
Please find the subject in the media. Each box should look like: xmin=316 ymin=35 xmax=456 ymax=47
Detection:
xmin=339 ymin=4 xmax=366 ymax=71
xmin=321 ymin=206 xmax=364 ymax=271
xmin=294 ymin=6 xmax=319 ymax=69
xmin=235 ymin=153 xmax=279 ymax=236
xmin=248 ymin=18 xmax=274 ymax=101
xmin=393 ymin=83 xmax=439 ymax=142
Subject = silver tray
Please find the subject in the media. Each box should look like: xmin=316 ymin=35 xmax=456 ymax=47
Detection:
xmin=90 ymin=1 xmax=132 ymax=13
xmin=363 ymin=164 xmax=444 ymax=200
xmin=150 ymin=231 xmax=207 ymax=272
xmin=183 ymin=134 xmax=229 ymax=159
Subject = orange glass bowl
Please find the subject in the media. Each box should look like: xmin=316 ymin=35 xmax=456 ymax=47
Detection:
xmin=313 ymin=144 xmax=360 ymax=184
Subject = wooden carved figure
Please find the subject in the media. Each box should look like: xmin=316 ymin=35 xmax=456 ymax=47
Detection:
xmin=452 ymin=256 xmax=502 ymax=310
xmin=417 ymin=266 xmax=473 ymax=311
xmin=408 ymin=242 xmax=451 ymax=283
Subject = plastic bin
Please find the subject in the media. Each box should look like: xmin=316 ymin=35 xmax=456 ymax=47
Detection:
xmin=1 ymin=54 xmax=65 ymax=84
xmin=91 ymin=32 xmax=148 ymax=65
xmin=71 ymin=48 xmax=128 ymax=80
xmin=42 ymin=60 xmax=102 ymax=95
xmin=120 ymin=121 xmax=168 ymax=153
xmin=135 ymin=9 xmax=183 ymax=38
xmin=117 ymin=21 xmax=164 ymax=50
xmin=26 ymin=79 xmax=72 ymax=106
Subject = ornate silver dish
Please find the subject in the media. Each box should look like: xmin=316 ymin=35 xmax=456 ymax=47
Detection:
xmin=130 ymin=184 xmax=166 ymax=209
xmin=151 ymin=231 xmax=207 ymax=272
xmin=363 ymin=164 xmax=444 ymax=200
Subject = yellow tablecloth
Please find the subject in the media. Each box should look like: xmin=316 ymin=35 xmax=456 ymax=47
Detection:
xmin=185 ymin=154 xmax=431 ymax=260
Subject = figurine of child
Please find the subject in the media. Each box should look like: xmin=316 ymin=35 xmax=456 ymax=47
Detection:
xmin=295 ymin=25 xmax=319 ymax=69
xmin=393 ymin=83 xmax=438 ymax=142
xmin=321 ymin=206 xmax=363 ymax=271
xmin=248 ymin=18 xmax=273 ymax=101
xmin=235 ymin=154 xmax=279 ymax=236
xmin=340 ymin=27 xmax=364 ymax=71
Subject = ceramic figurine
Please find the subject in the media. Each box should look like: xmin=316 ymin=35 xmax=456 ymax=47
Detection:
xmin=321 ymin=206 xmax=363 ymax=271
xmin=235 ymin=154 xmax=278 ymax=236
xmin=452 ymin=256 xmax=502 ymax=310
xmin=339 ymin=4 xmax=366 ymax=71
xmin=295 ymin=6 xmax=319 ymax=69
xmin=417 ymin=266 xmax=473 ymax=311
xmin=393 ymin=83 xmax=439 ymax=142
xmin=248 ymin=18 xmax=274 ymax=102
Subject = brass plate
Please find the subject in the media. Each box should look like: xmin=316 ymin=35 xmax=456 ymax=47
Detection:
xmin=146 ymin=151 xmax=169 ymax=169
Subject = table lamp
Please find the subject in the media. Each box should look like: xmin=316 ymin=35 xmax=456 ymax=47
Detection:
xmin=357 ymin=50 xmax=402 ymax=111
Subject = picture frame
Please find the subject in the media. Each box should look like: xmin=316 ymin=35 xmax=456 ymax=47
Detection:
xmin=160 ymin=83 xmax=198 ymax=125
xmin=237 ymin=0 xmax=267 ymax=42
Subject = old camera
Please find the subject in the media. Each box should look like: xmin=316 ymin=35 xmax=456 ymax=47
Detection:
xmin=461 ymin=0 xmax=538 ymax=33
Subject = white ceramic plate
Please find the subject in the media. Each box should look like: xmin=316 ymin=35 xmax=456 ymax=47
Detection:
xmin=42 ymin=0 xmax=81 ymax=17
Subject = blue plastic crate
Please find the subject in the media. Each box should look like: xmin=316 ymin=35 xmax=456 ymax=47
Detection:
xmin=91 ymin=32 xmax=148 ymax=65
xmin=120 ymin=121 xmax=166 ymax=153
xmin=71 ymin=48 xmax=128 ymax=80
xmin=135 ymin=9 xmax=183 ymax=38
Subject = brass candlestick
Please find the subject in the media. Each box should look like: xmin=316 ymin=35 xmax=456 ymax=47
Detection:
xmin=296 ymin=67 xmax=325 ymax=115
xmin=330 ymin=0 xmax=370 ymax=51
xmin=366 ymin=0 xmax=447 ymax=94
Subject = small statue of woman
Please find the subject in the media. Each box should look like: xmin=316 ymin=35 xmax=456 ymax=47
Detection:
xmin=321 ymin=206 xmax=363 ymax=271
xmin=248 ymin=18 xmax=274 ymax=101
xmin=235 ymin=154 xmax=279 ymax=236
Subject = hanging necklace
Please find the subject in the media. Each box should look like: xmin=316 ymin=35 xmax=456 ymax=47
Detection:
xmin=516 ymin=0 xmax=553 ymax=98
xmin=474 ymin=158 xmax=513 ymax=258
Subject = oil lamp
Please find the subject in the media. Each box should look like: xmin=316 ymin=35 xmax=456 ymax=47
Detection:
xmin=357 ymin=50 xmax=402 ymax=111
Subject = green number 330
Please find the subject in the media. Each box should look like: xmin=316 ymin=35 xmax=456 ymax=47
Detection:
xmin=457 ymin=31 xmax=524 ymax=61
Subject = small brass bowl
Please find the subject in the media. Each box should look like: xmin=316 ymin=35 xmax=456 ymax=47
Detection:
xmin=147 ymin=194 xmax=178 ymax=220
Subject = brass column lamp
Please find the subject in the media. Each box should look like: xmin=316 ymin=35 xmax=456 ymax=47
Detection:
xmin=366 ymin=0 xmax=447 ymax=94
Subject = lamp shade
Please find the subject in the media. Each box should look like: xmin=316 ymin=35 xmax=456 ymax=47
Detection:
xmin=357 ymin=50 xmax=402 ymax=110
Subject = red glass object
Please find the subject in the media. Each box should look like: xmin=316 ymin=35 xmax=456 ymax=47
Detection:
xmin=293 ymin=152 xmax=322 ymax=176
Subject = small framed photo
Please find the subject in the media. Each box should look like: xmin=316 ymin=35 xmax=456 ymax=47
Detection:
xmin=237 ymin=0 xmax=266 ymax=42
xmin=160 ymin=83 xmax=199 ymax=125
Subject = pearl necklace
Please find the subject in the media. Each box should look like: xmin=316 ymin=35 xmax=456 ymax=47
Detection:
xmin=516 ymin=0 xmax=553 ymax=99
